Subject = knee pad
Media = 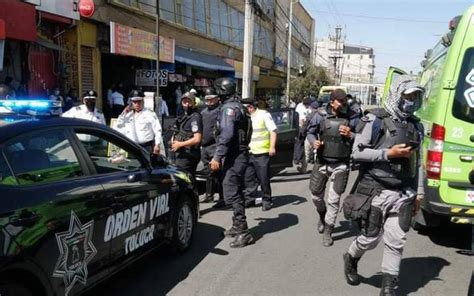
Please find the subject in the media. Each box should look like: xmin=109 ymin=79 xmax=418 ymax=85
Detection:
xmin=363 ymin=206 xmax=383 ymax=237
xmin=398 ymin=202 xmax=414 ymax=232
xmin=311 ymin=195 xmax=326 ymax=212
xmin=333 ymin=171 xmax=349 ymax=195
xmin=310 ymin=166 xmax=327 ymax=195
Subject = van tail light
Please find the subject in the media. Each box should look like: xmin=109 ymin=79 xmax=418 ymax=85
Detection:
xmin=426 ymin=123 xmax=445 ymax=179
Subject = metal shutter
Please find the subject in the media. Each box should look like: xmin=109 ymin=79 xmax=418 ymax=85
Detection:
xmin=81 ymin=46 xmax=94 ymax=92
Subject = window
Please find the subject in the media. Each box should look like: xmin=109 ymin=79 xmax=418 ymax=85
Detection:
xmin=182 ymin=0 xmax=194 ymax=29
xmin=160 ymin=0 xmax=176 ymax=22
xmin=0 ymin=153 xmax=16 ymax=185
xmin=453 ymin=48 xmax=474 ymax=123
xmin=219 ymin=2 xmax=229 ymax=42
xmin=195 ymin=0 xmax=207 ymax=34
xmin=75 ymin=131 xmax=144 ymax=174
xmin=4 ymin=130 xmax=83 ymax=185
xmin=209 ymin=0 xmax=221 ymax=39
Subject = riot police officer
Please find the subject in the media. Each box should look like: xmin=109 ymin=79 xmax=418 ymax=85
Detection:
xmin=171 ymin=92 xmax=203 ymax=179
xmin=343 ymin=75 xmax=425 ymax=295
xmin=200 ymin=87 xmax=224 ymax=205
xmin=209 ymin=77 xmax=254 ymax=248
xmin=307 ymin=89 xmax=360 ymax=247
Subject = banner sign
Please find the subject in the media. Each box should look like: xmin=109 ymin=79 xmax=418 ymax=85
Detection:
xmin=135 ymin=69 xmax=168 ymax=87
xmin=110 ymin=22 xmax=175 ymax=63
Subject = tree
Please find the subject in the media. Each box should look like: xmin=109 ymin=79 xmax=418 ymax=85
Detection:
xmin=288 ymin=65 xmax=333 ymax=102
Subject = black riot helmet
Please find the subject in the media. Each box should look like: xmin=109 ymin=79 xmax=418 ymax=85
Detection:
xmin=204 ymin=87 xmax=217 ymax=97
xmin=214 ymin=78 xmax=236 ymax=100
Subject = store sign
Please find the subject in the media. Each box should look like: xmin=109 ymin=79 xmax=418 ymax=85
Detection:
xmin=110 ymin=22 xmax=175 ymax=63
xmin=79 ymin=0 xmax=95 ymax=18
xmin=135 ymin=69 xmax=168 ymax=87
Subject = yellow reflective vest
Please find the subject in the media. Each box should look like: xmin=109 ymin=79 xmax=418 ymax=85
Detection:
xmin=249 ymin=109 xmax=271 ymax=154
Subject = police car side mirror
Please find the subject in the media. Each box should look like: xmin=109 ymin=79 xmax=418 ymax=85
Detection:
xmin=150 ymin=153 xmax=167 ymax=168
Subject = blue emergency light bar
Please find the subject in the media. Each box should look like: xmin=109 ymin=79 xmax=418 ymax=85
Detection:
xmin=0 ymin=99 xmax=52 ymax=109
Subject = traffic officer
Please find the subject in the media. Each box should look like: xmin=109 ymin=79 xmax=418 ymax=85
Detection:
xmin=242 ymin=97 xmax=277 ymax=211
xmin=199 ymin=87 xmax=224 ymax=205
xmin=116 ymin=90 xmax=163 ymax=155
xmin=170 ymin=91 xmax=203 ymax=180
xmin=307 ymin=89 xmax=360 ymax=247
xmin=343 ymin=76 xmax=425 ymax=295
xmin=209 ymin=77 xmax=254 ymax=248
xmin=62 ymin=90 xmax=106 ymax=151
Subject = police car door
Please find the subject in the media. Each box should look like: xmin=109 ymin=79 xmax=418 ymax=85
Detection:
xmin=269 ymin=108 xmax=298 ymax=176
xmin=0 ymin=127 xmax=110 ymax=296
xmin=71 ymin=128 xmax=169 ymax=266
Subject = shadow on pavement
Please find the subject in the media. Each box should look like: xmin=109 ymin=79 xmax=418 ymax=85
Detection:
xmin=86 ymin=222 xmax=226 ymax=296
xmin=332 ymin=220 xmax=360 ymax=241
xmin=252 ymin=213 xmax=299 ymax=241
xmin=272 ymin=194 xmax=307 ymax=208
xmin=359 ymin=256 xmax=450 ymax=295
xmin=415 ymin=221 xmax=472 ymax=251
xmin=271 ymin=176 xmax=310 ymax=183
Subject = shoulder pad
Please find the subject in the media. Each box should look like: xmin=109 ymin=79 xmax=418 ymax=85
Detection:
xmin=366 ymin=108 xmax=389 ymax=119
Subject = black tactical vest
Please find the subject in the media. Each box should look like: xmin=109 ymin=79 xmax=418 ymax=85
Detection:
xmin=366 ymin=109 xmax=419 ymax=188
xmin=173 ymin=113 xmax=194 ymax=142
xmin=319 ymin=116 xmax=352 ymax=161
xmin=215 ymin=98 xmax=252 ymax=149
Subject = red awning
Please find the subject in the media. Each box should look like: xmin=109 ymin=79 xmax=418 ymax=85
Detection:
xmin=0 ymin=0 xmax=36 ymax=42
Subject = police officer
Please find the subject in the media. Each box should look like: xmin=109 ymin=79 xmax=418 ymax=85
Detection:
xmin=62 ymin=90 xmax=105 ymax=124
xmin=116 ymin=90 xmax=163 ymax=155
xmin=209 ymin=77 xmax=254 ymax=248
xmin=242 ymin=98 xmax=277 ymax=211
xmin=199 ymin=87 xmax=224 ymax=205
xmin=307 ymin=89 xmax=360 ymax=247
xmin=62 ymin=90 xmax=106 ymax=152
xmin=170 ymin=91 xmax=203 ymax=179
xmin=343 ymin=75 xmax=425 ymax=295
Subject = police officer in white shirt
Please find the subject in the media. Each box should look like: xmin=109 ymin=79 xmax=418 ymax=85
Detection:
xmin=62 ymin=90 xmax=106 ymax=124
xmin=62 ymin=90 xmax=106 ymax=151
xmin=116 ymin=90 xmax=163 ymax=155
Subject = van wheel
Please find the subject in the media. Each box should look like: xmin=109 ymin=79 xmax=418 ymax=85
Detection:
xmin=412 ymin=209 xmax=441 ymax=231
xmin=170 ymin=195 xmax=196 ymax=253
xmin=0 ymin=282 xmax=32 ymax=296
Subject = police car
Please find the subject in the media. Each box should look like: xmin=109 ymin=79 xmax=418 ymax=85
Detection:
xmin=0 ymin=117 xmax=198 ymax=296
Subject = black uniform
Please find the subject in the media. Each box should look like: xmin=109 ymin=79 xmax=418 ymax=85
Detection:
xmin=172 ymin=108 xmax=203 ymax=178
xmin=201 ymin=104 xmax=223 ymax=200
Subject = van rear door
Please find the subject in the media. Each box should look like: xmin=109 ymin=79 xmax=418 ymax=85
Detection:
xmin=442 ymin=47 xmax=474 ymax=207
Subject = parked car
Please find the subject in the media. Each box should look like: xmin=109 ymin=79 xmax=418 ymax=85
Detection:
xmin=0 ymin=118 xmax=198 ymax=296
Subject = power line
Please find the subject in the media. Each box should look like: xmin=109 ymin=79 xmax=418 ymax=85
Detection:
xmin=274 ymin=0 xmax=312 ymax=48
xmin=310 ymin=10 xmax=445 ymax=24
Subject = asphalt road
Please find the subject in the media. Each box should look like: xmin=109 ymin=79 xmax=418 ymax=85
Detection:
xmin=89 ymin=166 xmax=473 ymax=296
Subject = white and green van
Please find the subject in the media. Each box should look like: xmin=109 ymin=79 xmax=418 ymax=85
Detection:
xmin=383 ymin=6 xmax=474 ymax=227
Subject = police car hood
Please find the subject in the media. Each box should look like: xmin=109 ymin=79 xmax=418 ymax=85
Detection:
xmin=384 ymin=75 xmax=424 ymax=119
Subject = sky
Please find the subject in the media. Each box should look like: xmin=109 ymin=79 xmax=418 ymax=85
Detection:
xmin=299 ymin=0 xmax=473 ymax=83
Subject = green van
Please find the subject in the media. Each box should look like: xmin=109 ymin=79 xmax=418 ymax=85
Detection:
xmin=383 ymin=5 xmax=474 ymax=227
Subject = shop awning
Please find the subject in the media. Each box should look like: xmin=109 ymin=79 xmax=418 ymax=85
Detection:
xmin=175 ymin=47 xmax=234 ymax=71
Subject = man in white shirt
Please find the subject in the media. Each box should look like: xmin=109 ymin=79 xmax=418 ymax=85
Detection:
xmin=294 ymin=97 xmax=311 ymax=167
xmin=109 ymin=88 xmax=125 ymax=118
xmin=116 ymin=90 xmax=163 ymax=155
xmin=62 ymin=90 xmax=106 ymax=147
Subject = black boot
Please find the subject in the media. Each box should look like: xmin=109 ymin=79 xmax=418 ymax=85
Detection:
xmin=223 ymin=225 xmax=239 ymax=237
xmin=229 ymin=223 xmax=254 ymax=248
xmin=380 ymin=273 xmax=398 ymax=296
xmin=200 ymin=194 xmax=214 ymax=203
xmin=343 ymin=252 xmax=361 ymax=286
xmin=322 ymin=224 xmax=334 ymax=247
xmin=317 ymin=211 xmax=326 ymax=233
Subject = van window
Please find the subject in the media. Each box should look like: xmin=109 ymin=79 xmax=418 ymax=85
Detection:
xmin=453 ymin=48 xmax=474 ymax=123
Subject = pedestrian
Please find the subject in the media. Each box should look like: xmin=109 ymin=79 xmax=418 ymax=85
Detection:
xmin=294 ymin=97 xmax=311 ymax=168
xmin=110 ymin=86 xmax=125 ymax=118
xmin=116 ymin=90 xmax=163 ymax=155
xmin=49 ymin=86 xmax=64 ymax=115
xmin=63 ymin=88 xmax=78 ymax=112
xmin=210 ymin=77 xmax=254 ymax=248
xmin=342 ymin=75 xmax=425 ymax=296
xmin=199 ymin=87 xmax=225 ymax=207
xmin=307 ymin=89 xmax=360 ymax=247
xmin=242 ymin=97 xmax=277 ymax=211
xmin=300 ymin=100 xmax=320 ymax=170
xmin=170 ymin=91 xmax=203 ymax=180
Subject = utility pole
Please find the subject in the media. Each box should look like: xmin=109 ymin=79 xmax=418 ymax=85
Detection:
xmin=155 ymin=0 xmax=162 ymax=121
xmin=286 ymin=0 xmax=296 ymax=105
xmin=242 ymin=0 xmax=255 ymax=99
xmin=329 ymin=26 xmax=343 ymax=83
xmin=359 ymin=43 xmax=363 ymax=104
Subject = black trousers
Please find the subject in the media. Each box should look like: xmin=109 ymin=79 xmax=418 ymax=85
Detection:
xmin=176 ymin=149 xmax=200 ymax=180
xmin=293 ymin=135 xmax=305 ymax=163
xmin=139 ymin=140 xmax=154 ymax=154
xmin=244 ymin=153 xmax=272 ymax=203
xmin=223 ymin=151 xmax=249 ymax=227
xmin=112 ymin=104 xmax=124 ymax=118
xmin=201 ymin=144 xmax=223 ymax=199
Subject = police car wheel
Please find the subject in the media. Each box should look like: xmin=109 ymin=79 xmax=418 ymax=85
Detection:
xmin=0 ymin=282 xmax=32 ymax=296
xmin=171 ymin=196 xmax=195 ymax=253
